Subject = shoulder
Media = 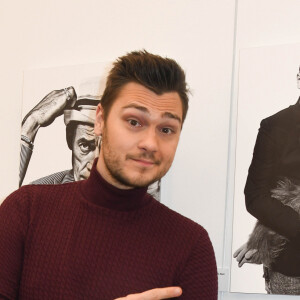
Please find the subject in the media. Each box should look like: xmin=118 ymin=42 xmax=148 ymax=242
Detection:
xmin=0 ymin=185 xmax=30 ymax=212
xmin=24 ymin=180 xmax=80 ymax=204
xmin=1 ymin=182 xmax=80 ymax=218
xmin=150 ymin=200 xmax=209 ymax=243
xmin=0 ymin=185 xmax=37 ymax=234
xmin=261 ymin=105 xmax=296 ymax=129
xmin=30 ymin=169 xmax=74 ymax=185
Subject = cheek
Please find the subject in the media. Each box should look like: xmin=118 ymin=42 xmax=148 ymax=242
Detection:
xmin=72 ymin=159 xmax=81 ymax=171
xmin=108 ymin=131 xmax=135 ymax=153
xmin=80 ymin=151 xmax=96 ymax=163
xmin=107 ymin=118 xmax=136 ymax=147
xmin=72 ymin=147 xmax=82 ymax=161
xmin=161 ymin=142 xmax=178 ymax=160
xmin=73 ymin=158 xmax=88 ymax=172
xmin=73 ymin=149 xmax=90 ymax=165
xmin=164 ymin=155 xmax=175 ymax=170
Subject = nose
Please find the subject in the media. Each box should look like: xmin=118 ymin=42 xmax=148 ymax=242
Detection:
xmin=94 ymin=143 xmax=100 ymax=158
xmin=86 ymin=148 xmax=98 ymax=171
xmin=138 ymin=128 xmax=158 ymax=152
xmin=86 ymin=161 xmax=93 ymax=172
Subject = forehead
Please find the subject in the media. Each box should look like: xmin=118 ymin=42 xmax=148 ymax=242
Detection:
xmin=74 ymin=124 xmax=95 ymax=139
xmin=112 ymin=82 xmax=183 ymax=117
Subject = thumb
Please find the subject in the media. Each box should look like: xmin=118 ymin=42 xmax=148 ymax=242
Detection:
xmin=64 ymin=86 xmax=77 ymax=108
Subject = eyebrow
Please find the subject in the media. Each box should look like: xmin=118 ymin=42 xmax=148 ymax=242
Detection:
xmin=162 ymin=112 xmax=182 ymax=124
xmin=122 ymin=103 xmax=182 ymax=124
xmin=77 ymin=137 xmax=96 ymax=144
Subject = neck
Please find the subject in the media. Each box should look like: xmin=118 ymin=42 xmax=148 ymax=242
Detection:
xmin=80 ymin=158 xmax=150 ymax=211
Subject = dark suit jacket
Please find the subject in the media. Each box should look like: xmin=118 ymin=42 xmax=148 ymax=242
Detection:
xmin=245 ymin=101 xmax=300 ymax=276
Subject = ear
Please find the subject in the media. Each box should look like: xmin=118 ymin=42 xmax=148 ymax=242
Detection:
xmin=94 ymin=104 xmax=105 ymax=136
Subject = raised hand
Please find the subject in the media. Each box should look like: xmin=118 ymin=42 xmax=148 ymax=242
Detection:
xmin=21 ymin=87 xmax=77 ymax=141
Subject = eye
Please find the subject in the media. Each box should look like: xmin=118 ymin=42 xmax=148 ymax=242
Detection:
xmin=128 ymin=119 xmax=141 ymax=127
xmin=79 ymin=142 xmax=90 ymax=154
xmin=79 ymin=141 xmax=96 ymax=154
xmin=161 ymin=127 xmax=174 ymax=135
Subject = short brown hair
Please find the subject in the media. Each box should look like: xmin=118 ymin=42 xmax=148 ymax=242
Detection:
xmin=101 ymin=50 xmax=189 ymax=123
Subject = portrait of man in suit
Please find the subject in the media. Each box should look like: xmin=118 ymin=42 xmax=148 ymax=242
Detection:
xmin=231 ymin=43 xmax=300 ymax=295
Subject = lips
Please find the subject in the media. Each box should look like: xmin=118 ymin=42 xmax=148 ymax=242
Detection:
xmin=131 ymin=159 xmax=155 ymax=166
xmin=126 ymin=154 xmax=160 ymax=166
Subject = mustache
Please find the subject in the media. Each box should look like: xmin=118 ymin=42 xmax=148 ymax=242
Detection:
xmin=126 ymin=153 xmax=161 ymax=165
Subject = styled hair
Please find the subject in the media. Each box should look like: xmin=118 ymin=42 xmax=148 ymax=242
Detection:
xmin=101 ymin=50 xmax=189 ymax=123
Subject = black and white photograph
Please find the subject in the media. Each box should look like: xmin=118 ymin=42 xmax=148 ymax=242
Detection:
xmin=231 ymin=43 xmax=300 ymax=295
xmin=20 ymin=62 xmax=160 ymax=200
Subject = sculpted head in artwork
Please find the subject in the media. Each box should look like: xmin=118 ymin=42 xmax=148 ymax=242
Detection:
xmin=65 ymin=91 xmax=101 ymax=181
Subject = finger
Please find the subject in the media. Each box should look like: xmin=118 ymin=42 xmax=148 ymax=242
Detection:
xmin=238 ymin=249 xmax=259 ymax=267
xmin=245 ymin=249 xmax=257 ymax=260
xmin=233 ymin=243 xmax=246 ymax=258
xmin=116 ymin=287 xmax=182 ymax=300
xmin=140 ymin=287 xmax=182 ymax=299
xmin=233 ymin=247 xmax=242 ymax=258
xmin=64 ymin=86 xmax=77 ymax=107
xmin=235 ymin=247 xmax=248 ymax=262
xmin=238 ymin=255 xmax=254 ymax=267
xmin=238 ymin=257 xmax=247 ymax=267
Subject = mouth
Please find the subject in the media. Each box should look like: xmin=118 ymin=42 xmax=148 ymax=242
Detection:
xmin=131 ymin=158 xmax=156 ymax=167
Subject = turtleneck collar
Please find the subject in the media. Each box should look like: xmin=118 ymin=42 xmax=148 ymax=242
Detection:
xmin=80 ymin=159 xmax=151 ymax=211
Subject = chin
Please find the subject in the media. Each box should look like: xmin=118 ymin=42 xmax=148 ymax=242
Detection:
xmin=126 ymin=175 xmax=159 ymax=188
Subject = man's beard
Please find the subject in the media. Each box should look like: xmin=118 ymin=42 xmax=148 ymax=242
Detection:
xmin=101 ymin=130 xmax=167 ymax=188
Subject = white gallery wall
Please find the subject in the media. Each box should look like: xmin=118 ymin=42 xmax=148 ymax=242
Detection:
xmin=0 ymin=2 xmax=235 ymax=300
xmin=1 ymin=1 xmax=300 ymax=299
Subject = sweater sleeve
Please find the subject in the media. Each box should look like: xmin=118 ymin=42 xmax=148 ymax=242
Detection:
xmin=177 ymin=230 xmax=218 ymax=300
xmin=0 ymin=188 xmax=29 ymax=299
xmin=244 ymin=119 xmax=300 ymax=248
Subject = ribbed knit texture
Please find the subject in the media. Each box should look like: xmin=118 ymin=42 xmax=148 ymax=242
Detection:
xmin=0 ymin=163 xmax=217 ymax=299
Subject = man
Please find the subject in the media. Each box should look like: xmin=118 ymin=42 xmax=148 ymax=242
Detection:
xmin=0 ymin=50 xmax=217 ymax=299
xmin=234 ymin=68 xmax=300 ymax=295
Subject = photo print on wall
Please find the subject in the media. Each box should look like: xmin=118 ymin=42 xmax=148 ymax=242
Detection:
xmin=231 ymin=42 xmax=300 ymax=295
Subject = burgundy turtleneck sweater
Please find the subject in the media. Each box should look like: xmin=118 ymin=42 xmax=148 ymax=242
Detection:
xmin=0 ymin=162 xmax=217 ymax=299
